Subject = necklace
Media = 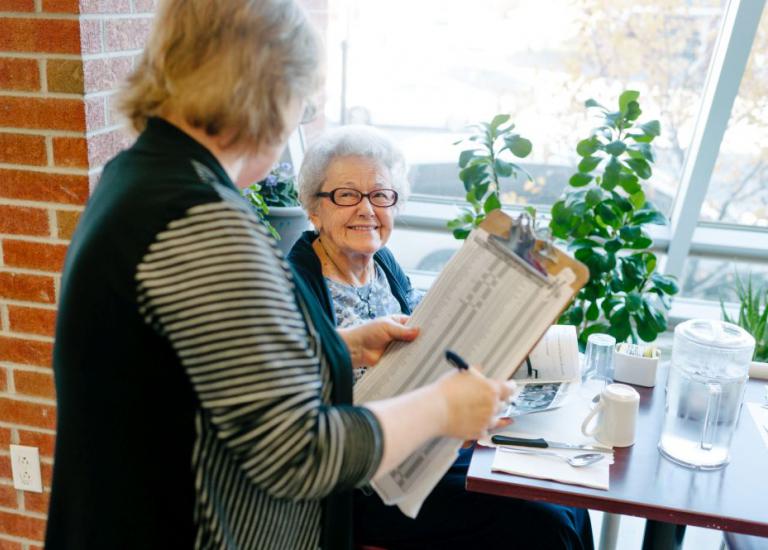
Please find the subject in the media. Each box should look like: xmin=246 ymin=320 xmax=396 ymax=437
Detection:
xmin=317 ymin=238 xmax=377 ymax=318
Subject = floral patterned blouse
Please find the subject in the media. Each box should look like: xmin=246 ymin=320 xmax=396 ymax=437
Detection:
xmin=327 ymin=263 xmax=423 ymax=382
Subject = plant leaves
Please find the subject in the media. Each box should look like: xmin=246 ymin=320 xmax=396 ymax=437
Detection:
xmin=605 ymin=140 xmax=627 ymax=156
xmin=494 ymin=158 xmax=514 ymax=177
xmin=587 ymin=301 xmax=599 ymax=321
xmin=576 ymin=137 xmax=600 ymax=157
xmin=490 ymin=114 xmax=511 ymax=132
xmin=651 ymin=273 xmax=680 ymax=295
xmin=619 ymin=90 xmax=640 ymax=113
xmin=458 ymin=149 xmax=477 ymax=168
xmin=640 ymin=120 xmax=661 ymax=137
xmin=505 ymin=135 xmax=533 ymax=158
xmin=626 ymin=158 xmax=652 ymax=179
xmin=578 ymin=155 xmax=602 ymax=173
xmin=569 ymin=173 xmax=594 ymax=187
xmin=585 ymin=98 xmax=607 ymax=110
xmin=483 ymin=192 xmax=501 ymax=213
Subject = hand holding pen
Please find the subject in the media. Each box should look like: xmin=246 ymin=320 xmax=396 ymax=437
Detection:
xmin=435 ymin=350 xmax=516 ymax=440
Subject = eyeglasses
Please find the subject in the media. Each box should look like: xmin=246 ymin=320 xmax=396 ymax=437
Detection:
xmin=315 ymin=188 xmax=399 ymax=208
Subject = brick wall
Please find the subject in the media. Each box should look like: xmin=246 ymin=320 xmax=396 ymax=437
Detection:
xmin=0 ymin=0 xmax=154 ymax=547
xmin=0 ymin=0 xmax=326 ymax=547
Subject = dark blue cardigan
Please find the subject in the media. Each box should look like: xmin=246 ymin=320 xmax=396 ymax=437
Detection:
xmin=287 ymin=231 xmax=414 ymax=325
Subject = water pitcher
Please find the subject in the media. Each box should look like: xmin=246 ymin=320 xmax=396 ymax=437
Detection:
xmin=659 ymin=319 xmax=754 ymax=469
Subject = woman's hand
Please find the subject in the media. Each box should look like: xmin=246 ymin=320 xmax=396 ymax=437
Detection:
xmin=337 ymin=315 xmax=419 ymax=368
xmin=432 ymin=368 xmax=516 ymax=441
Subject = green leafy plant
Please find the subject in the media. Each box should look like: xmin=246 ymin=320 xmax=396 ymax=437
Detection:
xmin=721 ymin=274 xmax=768 ymax=362
xmin=550 ymin=90 xmax=679 ymax=346
xmin=447 ymin=114 xmax=533 ymax=239
xmin=244 ymin=162 xmax=300 ymax=240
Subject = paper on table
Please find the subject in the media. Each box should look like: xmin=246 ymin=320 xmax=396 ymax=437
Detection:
xmin=353 ymin=227 xmax=581 ymax=518
xmin=746 ymin=402 xmax=768 ymax=449
xmin=513 ymin=325 xmax=580 ymax=383
xmin=492 ymin=445 xmax=611 ymax=491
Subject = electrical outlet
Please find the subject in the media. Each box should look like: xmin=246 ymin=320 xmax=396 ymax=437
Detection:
xmin=10 ymin=445 xmax=43 ymax=493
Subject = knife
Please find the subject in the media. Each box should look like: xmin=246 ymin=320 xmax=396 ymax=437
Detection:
xmin=491 ymin=435 xmax=611 ymax=452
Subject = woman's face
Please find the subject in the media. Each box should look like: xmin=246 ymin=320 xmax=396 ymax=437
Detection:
xmin=309 ymin=156 xmax=396 ymax=259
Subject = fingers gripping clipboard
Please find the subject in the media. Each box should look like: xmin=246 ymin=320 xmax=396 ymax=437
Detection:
xmin=353 ymin=209 xmax=588 ymax=518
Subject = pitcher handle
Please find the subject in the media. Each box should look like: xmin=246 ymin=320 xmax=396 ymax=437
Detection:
xmin=581 ymin=399 xmax=604 ymax=437
xmin=700 ymin=382 xmax=722 ymax=451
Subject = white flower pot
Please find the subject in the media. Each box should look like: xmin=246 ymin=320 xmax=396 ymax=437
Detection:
xmin=749 ymin=360 xmax=768 ymax=380
xmin=266 ymin=206 xmax=309 ymax=254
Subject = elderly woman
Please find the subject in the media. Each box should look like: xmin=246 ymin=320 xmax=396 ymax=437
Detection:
xmin=46 ymin=2 xmax=514 ymax=550
xmin=288 ymin=126 xmax=594 ymax=550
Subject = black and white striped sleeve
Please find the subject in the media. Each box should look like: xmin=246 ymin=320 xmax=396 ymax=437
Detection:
xmin=135 ymin=199 xmax=382 ymax=500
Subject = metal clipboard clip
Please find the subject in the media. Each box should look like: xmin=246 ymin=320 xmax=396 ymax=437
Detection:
xmin=487 ymin=212 xmax=556 ymax=282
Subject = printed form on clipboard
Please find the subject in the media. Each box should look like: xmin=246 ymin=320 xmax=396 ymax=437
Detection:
xmin=353 ymin=210 xmax=589 ymax=518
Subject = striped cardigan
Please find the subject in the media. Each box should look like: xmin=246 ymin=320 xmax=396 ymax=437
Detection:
xmin=46 ymin=118 xmax=383 ymax=550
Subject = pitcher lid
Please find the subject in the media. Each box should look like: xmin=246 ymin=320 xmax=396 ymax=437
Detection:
xmin=675 ymin=319 xmax=755 ymax=351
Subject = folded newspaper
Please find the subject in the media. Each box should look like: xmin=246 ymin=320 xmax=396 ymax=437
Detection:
xmin=353 ymin=218 xmax=585 ymax=517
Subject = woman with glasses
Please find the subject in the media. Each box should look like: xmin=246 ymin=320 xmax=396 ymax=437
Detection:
xmin=288 ymin=125 xmax=594 ymax=550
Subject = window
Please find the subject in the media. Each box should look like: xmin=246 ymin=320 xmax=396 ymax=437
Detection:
xmin=321 ymin=0 xmax=724 ymax=214
xmin=700 ymin=7 xmax=768 ymax=227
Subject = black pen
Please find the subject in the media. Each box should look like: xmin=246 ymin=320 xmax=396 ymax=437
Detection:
xmin=445 ymin=349 xmax=469 ymax=371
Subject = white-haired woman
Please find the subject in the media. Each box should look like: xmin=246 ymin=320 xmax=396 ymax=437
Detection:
xmin=46 ymin=2 xmax=515 ymax=550
xmin=288 ymin=126 xmax=594 ymax=550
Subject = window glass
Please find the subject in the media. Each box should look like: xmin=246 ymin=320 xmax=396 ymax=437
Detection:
xmin=680 ymin=256 xmax=768 ymax=301
xmin=701 ymin=8 xmax=768 ymax=227
xmin=321 ymin=0 xmax=724 ymax=214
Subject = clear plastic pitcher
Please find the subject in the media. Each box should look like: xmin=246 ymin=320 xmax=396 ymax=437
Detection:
xmin=659 ymin=319 xmax=755 ymax=469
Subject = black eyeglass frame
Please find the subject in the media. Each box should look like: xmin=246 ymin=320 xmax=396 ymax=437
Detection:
xmin=315 ymin=188 xmax=399 ymax=208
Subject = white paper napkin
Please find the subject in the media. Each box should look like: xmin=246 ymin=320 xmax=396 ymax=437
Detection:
xmin=491 ymin=444 xmax=612 ymax=490
xmin=746 ymin=402 xmax=768 ymax=449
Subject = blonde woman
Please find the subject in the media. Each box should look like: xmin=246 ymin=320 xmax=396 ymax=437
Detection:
xmin=46 ymin=2 xmax=513 ymax=549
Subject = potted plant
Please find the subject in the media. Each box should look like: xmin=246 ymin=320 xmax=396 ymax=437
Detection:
xmin=722 ymin=273 xmax=768 ymax=376
xmin=447 ymin=114 xmax=533 ymax=239
xmin=243 ymin=161 xmax=309 ymax=253
xmin=548 ymin=90 xmax=679 ymax=347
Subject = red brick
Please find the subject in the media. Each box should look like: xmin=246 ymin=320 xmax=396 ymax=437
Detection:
xmin=13 ymin=370 xmax=55 ymax=399
xmin=23 ymin=490 xmax=49 ymax=514
xmin=52 ymin=136 xmax=87 ymax=168
xmin=0 ymin=0 xmax=34 ymax=10
xmin=42 ymin=0 xmax=79 ymax=12
xmin=0 ymin=205 xmax=49 ymax=236
xmin=0 ymin=399 xmax=56 ymax=429
xmin=0 ymin=537 xmax=24 ymax=550
xmin=40 ymin=461 xmax=51 ymax=488
xmin=0 ymin=133 xmax=46 ymax=166
xmin=0 ymin=337 xmax=53 ymax=367
xmin=0 ymin=367 xmax=6 ymax=391
xmin=0 ymin=484 xmax=17 ymax=509
xmin=0 ymin=96 xmax=84 ymax=132
xmin=0 ymin=456 xmax=10 ymax=480
xmin=55 ymin=209 xmax=80 ymax=240
xmin=3 ymin=240 xmax=68 ymax=272
xmin=83 ymin=56 xmax=133 ymax=93
xmin=79 ymin=0 xmax=130 ymax=13
xmin=46 ymin=58 xmax=83 ymax=94
xmin=0 ymin=168 xmax=89 ymax=205
xmin=0 ymin=272 xmax=55 ymax=303
xmin=0 ymin=18 xmax=80 ymax=54
xmin=8 ymin=306 xmax=57 ymax=337
xmin=0 ymin=427 xmax=10 ymax=446
xmin=0 ymin=58 xmax=39 ymax=92
xmin=0 ymin=510 xmax=46 ymax=540
xmin=18 ymin=430 xmax=55 ymax=458
xmin=104 ymin=17 xmax=152 ymax=51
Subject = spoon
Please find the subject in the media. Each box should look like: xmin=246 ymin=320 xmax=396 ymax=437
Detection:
xmin=499 ymin=447 xmax=605 ymax=467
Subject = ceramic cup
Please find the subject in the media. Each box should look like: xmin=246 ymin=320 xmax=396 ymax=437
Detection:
xmin=581 ymin=383 xmax=640 ymax=447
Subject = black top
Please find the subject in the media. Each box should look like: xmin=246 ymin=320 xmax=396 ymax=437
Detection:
xmin=287 ymin=230 xmax=413 ymax=325
xmin=47 ymin=118 xmax=382 ymax=549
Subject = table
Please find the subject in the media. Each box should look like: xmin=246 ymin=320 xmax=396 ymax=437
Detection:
xmin=467 ymin=368 xmax=768 ymax=549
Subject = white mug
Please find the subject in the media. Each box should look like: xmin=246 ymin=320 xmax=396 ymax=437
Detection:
xmin=581 ymin=383 xmax=640 ymax=447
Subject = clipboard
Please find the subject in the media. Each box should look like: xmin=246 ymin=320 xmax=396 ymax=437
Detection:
xmin=353 ymin=208 xmax=589 ymax=517
xmin=479 ymin=209 xmax=588 ymax=378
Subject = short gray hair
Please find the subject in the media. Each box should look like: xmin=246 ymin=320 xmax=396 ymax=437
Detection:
xmin=298 ymin=125 xmax=410 ymax=213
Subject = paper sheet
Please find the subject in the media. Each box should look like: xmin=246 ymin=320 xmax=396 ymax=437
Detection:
xmin=354 ymin=228 xmax=579 ymax=517
xmin=491 ymin=445 xmax=611 ymax=490
xmin=513 ymin=325 xmax=580 ymax=383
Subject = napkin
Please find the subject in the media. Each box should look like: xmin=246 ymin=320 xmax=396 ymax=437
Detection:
xmin=482 ymin=380 xmax=613 ymax=490
xmin=491 ymin=444 xmax=612 ymax=490
xmin=746 ymin=402 xmax=768 ymax=449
